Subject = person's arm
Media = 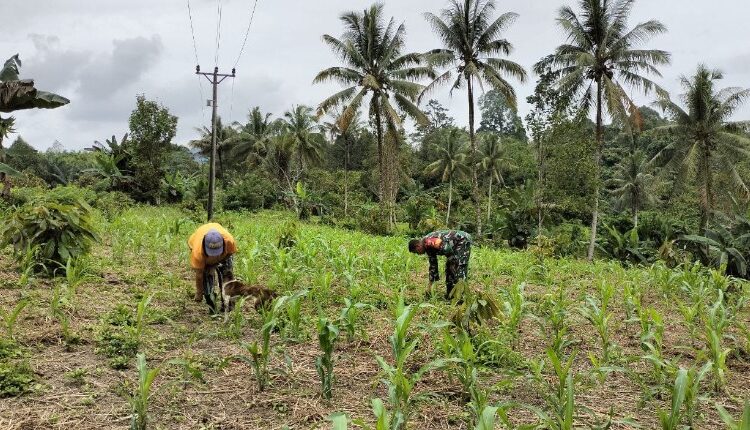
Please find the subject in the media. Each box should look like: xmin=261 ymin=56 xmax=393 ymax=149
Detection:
xmin=194 ymin=269 xmax=204 ymax=302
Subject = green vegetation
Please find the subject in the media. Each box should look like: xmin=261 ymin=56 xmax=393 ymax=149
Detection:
xmin=2 ymin=0 xmax=750 ymax=427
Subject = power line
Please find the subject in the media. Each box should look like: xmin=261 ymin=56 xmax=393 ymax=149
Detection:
xmin=214 ymin=0 xmax=223 ymax=67
xmin=233 ymin=0 xmax=259 ymax=70
xmin=187 ymin=0 xmax=206 ymax=123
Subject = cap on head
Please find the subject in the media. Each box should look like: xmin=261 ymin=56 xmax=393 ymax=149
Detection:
xmin=203 ymin=229 xmax=225 ymax=257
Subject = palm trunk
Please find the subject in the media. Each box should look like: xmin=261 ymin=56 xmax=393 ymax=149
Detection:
xmin=373 ymin=95 xmax=385 ymax=207
xmin=537 ymin=136 xmax=545 ymax=248
xmin=587 ymin=78 xmax=604 ymax=262
xmin=467 ymin=77 xmax=482 ymax=236
xmin=447 ymin=178 xmax=453 ymax=226
xmin=0 ymin=133 xmax=8 ymax=200
xmin=486 ymin=176 xmax=493 ymax=223
xmin=699 ymin=145 xmax=713 ymax=235
xmin=633 ymin=200 xmax=639 ymax=229
xmin=344 ymin=139 xmax=349 ymax=217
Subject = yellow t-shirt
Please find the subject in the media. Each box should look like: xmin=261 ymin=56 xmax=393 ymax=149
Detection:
xmin=187 ymin=223 xmax=237 ymax=270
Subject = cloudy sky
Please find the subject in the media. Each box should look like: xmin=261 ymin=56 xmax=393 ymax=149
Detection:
xmin=1 ymin=0 xmax=749 ymax=151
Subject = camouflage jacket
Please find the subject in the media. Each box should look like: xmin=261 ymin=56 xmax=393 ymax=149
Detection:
xmin=422 ymin=230 xmax=472 ymax=282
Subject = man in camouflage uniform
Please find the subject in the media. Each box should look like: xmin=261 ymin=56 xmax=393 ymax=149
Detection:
xmin=408 ymin=230 xmax=472 ymax=299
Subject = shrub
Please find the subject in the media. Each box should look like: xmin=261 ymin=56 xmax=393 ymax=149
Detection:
xmin=94 ymin=191 xmax=134 ymax=220
xmin=1 ymin=194 xmax=98 ymax=272
xmin=223 ymin=172 xmax=276 ymax=211
xmin=0 ymin=360 xmax=34 ymax=397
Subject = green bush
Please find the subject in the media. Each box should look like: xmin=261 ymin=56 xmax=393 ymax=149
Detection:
xmin=1 ymin=193 xmax=98 ymax=272
xmin=0 ymin=360 xmax=34 ymax=397
xmin=355 ymin=204 xmax=389 ymax=236
xmin=94 ymin=191 xmax=134 ymax=220
xmin=95 ymin=305 xmax=139 ymax=369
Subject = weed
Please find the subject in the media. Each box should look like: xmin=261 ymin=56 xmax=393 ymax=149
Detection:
xmin=0 ymin=360 xmax=35 ymax=398
xmin=223 ymin=297 xmax=248 ymax=340
xmin=65 ymin=368 xmax=87 ymax=387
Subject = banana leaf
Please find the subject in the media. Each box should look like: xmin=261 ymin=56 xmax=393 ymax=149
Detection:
xmin=0 ymin=55 xmax=70 ymax=112
xmin=0 ymin=162 xmax=20 ymax=177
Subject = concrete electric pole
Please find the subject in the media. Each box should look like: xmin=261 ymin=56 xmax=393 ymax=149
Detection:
xmin=196 ymin=65 xmax=235 ymax=221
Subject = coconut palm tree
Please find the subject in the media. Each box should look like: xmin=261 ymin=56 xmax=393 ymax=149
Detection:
xmin=314 ymin=3 xmax=434 ymax=229
xmin=320 ymin=109 xmax=364 ymax=217
xmin=479 ymin=133 xmax=514 ymax=222
xmin=609 ymin=149 xmax=657 ymax=228
xmin=425 ymin=128 xmax=470 ymax=225
xmin=283 ymin=105 xmax=325 ymax=174
xmin=652 ymin=65 xmax=750 ymax=234
xmin=190 ymin=117 xmax=238 ymax=179
xmin=231 ymin=107 xmax=279 ymax=166
xmin=535 ymin=0 xmax=670 ymax=261
xmin=423 ymin=0 xmax=527 ymax=236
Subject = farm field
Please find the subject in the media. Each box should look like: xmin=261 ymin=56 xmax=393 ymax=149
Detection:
xmin=1 ymin=206 xmax=750 ymax=430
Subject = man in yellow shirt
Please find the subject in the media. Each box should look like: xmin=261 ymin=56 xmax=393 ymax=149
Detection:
xmin=187 ymin=223 xmax=238 ymax=303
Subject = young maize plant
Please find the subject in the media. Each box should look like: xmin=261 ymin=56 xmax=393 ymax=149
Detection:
xmin=283 ymin=289 xmax=308 ymax=341
xmin=134 ymin=294 xmax=153 ymax=341
xmin=238 ymin=303 xmax=278 ymax=391
xmin=683 ymin=363 xmax=711 ymax=428
xmin=128 ymin=353 xmax=160 ymax=430
xmin=579 ymin=282 xmax=614 ymax=363
xmin=717 ymin=401 xmax=750 ymax=430
xmin=271 ymin=247 xmax=301 ymax=291
xmin=50 ymin=284 xmax=76 ymax=344
xmin=474 ymin=405 xmax=500 ymax=430
xmin=639 ymin=307 xmax=672 ymax=385
xmin=224 ymin=297 xmax=248 ymax=340
xmin=440 ymin=328 xmax=491 ymax=427
xmin=658 ymin=368 xmax=689 ymax=430
xmin=375 ymin=292 xmax=449 ymax=430
xmin=315 ymin=317 xmax=339 ymax=400
xmin=339 ymin=298 xmax=374 ymax=342
xmin=704 ymin=303 xmax=731 ymax=392
xmin=528 ymin=349 xmax=577 ymax=430
xmin=500 ymin=282 xmax=527 ymax=344
xmin=1 ymin=299 xmax=29 ymax=341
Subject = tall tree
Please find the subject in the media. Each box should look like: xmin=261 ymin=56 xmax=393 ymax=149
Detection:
xmin=478 ymin=89 xmax=527 ymax=141
xmin=315 ymin=3 xmax=434 ymax=230
xmin=479 ymin=133 xmax=513 ymax=222
xmin=652 ymin=65 xmax=750 ymax=233
xmin=423 ymin=0 xmax=527 ymax=236
xmin=535 ymin=0 xmax=670 ymax=260
xmin=424 ymin=128 xmax=470 ymax=225
xmin=128 ymin=95 xmax=178 ymax=203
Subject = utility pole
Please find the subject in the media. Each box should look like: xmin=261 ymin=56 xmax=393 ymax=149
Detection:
xmin=196 ymin=65 xmax=235 ymax=221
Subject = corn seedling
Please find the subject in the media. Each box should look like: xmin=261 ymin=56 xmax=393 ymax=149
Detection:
xmin=315 ymin=317 xmax=339 ymax=400
xmin=223 ymin=297 xmax=247 ymax=340
xmin=50 ymin=284 xmax=77 ymax=344
xmin=474 ymin=405 xmax=499 ymax=430
xmin=376 ymin=293 xmax=448 ymax=429
xmin=535 ymin=286 xmax=573 ymax=357
xmin=528 ymin=351 xmax=576 ymax=430
xmin=128 ymin=353 xmax=160 ymax=430
xmin=717 ymin=401 xmax=750 ymax=430
xmin=339 ymin=298 xmax=374 ymax=341
xmin=272 ymin=248 xmax=300 ymax=290
xmin=657 ymin=368 xmax=689 ymax=430
xmin=500 ymin=282 xmax=527 ymax=344
xmin=167 ymin=355 xmax=205 ymax=385
xmin=134 ymin=294 xmax=153 ymax=341
xmin=704 ymin=291 xmax=731 ymax=391
xmin=684 ymin=362 xmax=711 ymax=427
xmin=579 ymin=283 xmax=614 ymax=363
xmin=280 ymin=289 xmax=308 ymax=341
xmin=329 ymin=412 xmax=349 ymax=430
xmin=238 ymin=303 xmax=278 ymax=391
xmin=1 ymin=300 xmax=29 ymax=340
xmin=351 ymin=398 xmax=393 ymax=430
xmin=440 ymin=329 xmax=491 ymax=426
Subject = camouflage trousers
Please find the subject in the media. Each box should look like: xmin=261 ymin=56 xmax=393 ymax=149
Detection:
xmin=445 ymin=243 xmax=471 ymax=297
